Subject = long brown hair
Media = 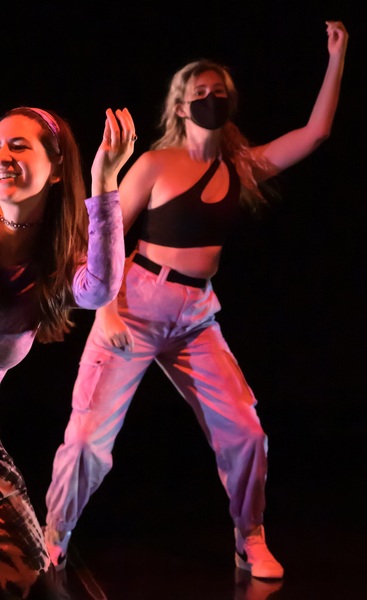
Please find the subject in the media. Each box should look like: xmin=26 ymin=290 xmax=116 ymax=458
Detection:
xmin=2 ymin=107 xmax=89 ymax=343
xmin=151 ymin=59 xmax=272 ymax=208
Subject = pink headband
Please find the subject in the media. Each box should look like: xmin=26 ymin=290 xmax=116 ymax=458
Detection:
xmin=25 ymin=107 xmax=60 ymax=137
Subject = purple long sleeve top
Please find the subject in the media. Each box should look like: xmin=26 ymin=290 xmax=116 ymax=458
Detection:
xmin=0 ymin=191 xmax=124 ymax=382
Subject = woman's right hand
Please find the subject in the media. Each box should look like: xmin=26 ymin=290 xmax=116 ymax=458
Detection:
xmin=91 ymin=107 xmax=137 ymax=196
xmin=101 ymin=312 xmax=135 ymax=351
xmin=325 ymin=21 xmax=348 ymax=59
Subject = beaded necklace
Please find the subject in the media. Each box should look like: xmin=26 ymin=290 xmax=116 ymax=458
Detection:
xmin=0 ymin=215 xmax=42 ymax=229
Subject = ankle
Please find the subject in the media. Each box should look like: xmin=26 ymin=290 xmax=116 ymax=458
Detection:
xmin=246 ymin=525 xmax=263 ymax=538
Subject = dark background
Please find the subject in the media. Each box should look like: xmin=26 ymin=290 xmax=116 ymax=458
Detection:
xmin=0 ymin=0 xmax=366 ymax=596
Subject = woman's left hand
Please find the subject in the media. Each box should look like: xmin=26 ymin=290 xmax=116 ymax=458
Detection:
xmin=91 ymin=107 xmax=137 ymax=195
xmin=326 ymin=21 xmax=348 ymax=58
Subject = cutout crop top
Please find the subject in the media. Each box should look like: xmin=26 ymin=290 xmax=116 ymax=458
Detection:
xmin=139 ymin=157 xmax=241 ymax=248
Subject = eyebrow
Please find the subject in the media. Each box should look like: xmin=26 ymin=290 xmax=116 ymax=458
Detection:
xmin=2 ymin=136 xmax=31 ymax=144
xmin=193 ymin=83 xmax=226 ymax=90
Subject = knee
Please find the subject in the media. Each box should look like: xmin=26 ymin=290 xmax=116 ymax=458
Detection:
xmin=233 ymin=416 xmax=267 ymax=457
xmin=59 ymin=409 xmax=116 ymax=472
xmin=252 ymin=426 xmax=268 ymax=455
xmin=239 ymin=422 xmax=267 ymax=456
xmin=59 ymin=431 xmax=99 ymax=474
xmin=64 ymin=415 xmax=93 ymax=446
xmin=58 ymin=434 xmax=113 ymax=475
xmin=249 ymin=421 xmax=267 ymax=443
xmin=234 ymin=405 xmax=266 ymax=442
xmin=64 ymin=423 xmax=104 ymax=456
xmin=216 ymin=417 xmax=267 ymax=456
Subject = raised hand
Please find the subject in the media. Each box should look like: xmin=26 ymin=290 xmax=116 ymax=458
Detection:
xmin=326 ymin=21 xmax=348 ymax=58
xmin=91 ymin=107 xmax=137 ymax=195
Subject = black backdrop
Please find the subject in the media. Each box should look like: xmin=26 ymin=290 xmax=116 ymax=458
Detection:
xmin=0 ymin=0 xmax=365 ymax=549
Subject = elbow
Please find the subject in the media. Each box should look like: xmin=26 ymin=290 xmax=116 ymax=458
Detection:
xmin=305 ymin=119 xmax=333 ymax=150
xmin=74 ymin=281 xmax=122 ymax=310
xmin=312 ymin=130 xmax=331 ymax=151
xmin=100 ymin=288 xmax=121 ymax=308
xmin=313 ymin=122 xmax=333 ymax=146
xmin=320 ymin=129 xmax=331 ymax=143
xmin=91 ymin=284 xmax=122 ymax=309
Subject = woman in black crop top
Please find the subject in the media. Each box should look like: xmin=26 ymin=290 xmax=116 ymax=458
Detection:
xmin=44 ymin=22 xmax=348 ymax=580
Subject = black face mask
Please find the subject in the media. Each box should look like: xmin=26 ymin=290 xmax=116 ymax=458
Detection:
xmin=189 ymin=92 xmax=230 ymax=130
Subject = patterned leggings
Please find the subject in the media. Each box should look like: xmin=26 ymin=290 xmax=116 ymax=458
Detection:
xmin=0 ymin=441 xmax=50 ymax=599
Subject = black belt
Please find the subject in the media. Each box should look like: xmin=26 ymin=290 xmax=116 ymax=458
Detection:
xmin=132 ymin=253 xmax=207 ymax=289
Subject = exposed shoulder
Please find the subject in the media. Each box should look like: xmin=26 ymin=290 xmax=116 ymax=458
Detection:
xmin=122 ymin=150 xmax=161 ymax=184
xmin=119 ymin=149 xmax=178 ymax=192
xmin=117 ymin=148 xmax=186 ymax=229
xmin=130 ymin=148 xmax=172 ymax=171
xmin=131 ymin=147 xmax=186 ymax=176
xmin=142 ymin=147 xmax=184 ymax=163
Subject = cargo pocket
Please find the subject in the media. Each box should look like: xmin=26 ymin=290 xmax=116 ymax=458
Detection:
xmin=71 ymin=348 xmax=115 ymax=411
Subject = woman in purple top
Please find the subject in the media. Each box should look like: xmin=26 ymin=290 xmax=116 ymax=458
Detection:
xmin=0 ymin=105 xmax=136 ymax=597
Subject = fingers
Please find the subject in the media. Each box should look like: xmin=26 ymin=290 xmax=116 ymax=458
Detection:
xmin=116 ymin=107 xmax=137 ymax=144
xmin=110 ymin=331 xmax=135 ymax=351
xmin=325 ymin=20 xmax=348 ymax=39
xmin=104 ymin=108 xmax=120 ymax=145
xmin=103 ymin=107 xmax=137 ymax=146
xmin=325 ymin=20 xmax=346 ymax=30
xmin=102 ymin=115 xmax=112 ymax=143
xmin=325 ymin=20 xmax=348 ymax=54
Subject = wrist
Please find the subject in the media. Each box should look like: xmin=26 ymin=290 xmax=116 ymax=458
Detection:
xmin=91 ymin=179 xmax=118 ymax=196
xmin=328 ymin=49 xmax=347 ymax=63
xmin=327 ymin=52 xmax=346 ymax=74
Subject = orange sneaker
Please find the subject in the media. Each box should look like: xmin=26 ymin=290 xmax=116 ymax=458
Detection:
xmin=235 ymin=526 xmax=284 ymax=579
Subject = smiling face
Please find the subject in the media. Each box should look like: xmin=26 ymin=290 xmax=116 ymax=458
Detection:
xmin=0 ymin=114 xmax=58 ymax=213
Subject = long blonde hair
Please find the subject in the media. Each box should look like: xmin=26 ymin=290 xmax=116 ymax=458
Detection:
xmin=1 ymin=107 xmax=88 ymax=343
xmin=151 ymin=60 xmax=270 ymax=207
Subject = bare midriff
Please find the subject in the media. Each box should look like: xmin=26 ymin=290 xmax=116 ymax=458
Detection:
xmin=136 ymin=239 xmax=222 ymax=279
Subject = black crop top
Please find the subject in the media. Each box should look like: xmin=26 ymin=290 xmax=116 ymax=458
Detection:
xmin=139 ymin=157 xmax=241 ymax=248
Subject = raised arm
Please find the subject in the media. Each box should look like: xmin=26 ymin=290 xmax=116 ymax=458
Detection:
xmin=251 ymin=21 xmax=348 ymax=179
xmin=72 ymin=108 xmax=136 ymax=309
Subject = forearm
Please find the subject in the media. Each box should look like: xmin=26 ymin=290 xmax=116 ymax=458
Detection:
xmin=72 ymin=191 xmax=124 ymax=309
xmin=252 ymin=24 xmax=348 ymax=176
xmin=307 ymin=52 xmax=346 ymax=139
xmin=97 ymin=295 xmax=119 ymax=318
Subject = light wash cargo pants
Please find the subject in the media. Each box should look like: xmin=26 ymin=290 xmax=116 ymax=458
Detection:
xmin=46 ymin=254 xmax=268 ymax=543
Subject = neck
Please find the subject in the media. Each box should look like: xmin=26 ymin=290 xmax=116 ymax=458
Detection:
xmin=185 ymin=128 xmax=222 ymax=162
xmin=0 ymin=188 xmax=48 ymax=229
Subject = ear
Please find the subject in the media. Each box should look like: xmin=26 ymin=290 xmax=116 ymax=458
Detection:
xmin=175 ymin=102 xmax=188 ymax=118
xmin=49 ymin=173 xmax=61 ymax=185
xmin=49 ymin=158 xmax=63 ymax=184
